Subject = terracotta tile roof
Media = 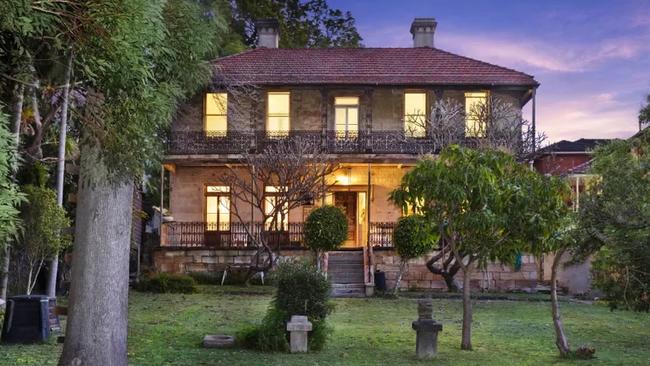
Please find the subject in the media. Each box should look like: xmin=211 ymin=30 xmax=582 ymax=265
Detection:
xmin=212 ymin=47 xmax=538 ymax=87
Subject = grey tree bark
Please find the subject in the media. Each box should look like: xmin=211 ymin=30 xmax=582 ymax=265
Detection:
xmin=47 ymin=52 xmax=73 ymax=299
xmin=393 ymin=260 xmax=407 ymax=295
xmin=58 ymin=144 xmax=133 ymax=366
xmin=1 ymin=84 xmax=24 ymax=303
xmin=551 ymin=249 xmax=570 ymax=357
xmin=461 ymin=266 xmax=473 ymax=350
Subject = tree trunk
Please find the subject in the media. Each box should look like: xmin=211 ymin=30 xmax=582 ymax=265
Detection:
xmin=0 ymin=247 xmax=10 ymax=303
xmin=461 ymin=266 xmax=473 ymax=350
xmin=551 ymin=249 xmax=570 ymax=357
xmin=47 ymin=51 xmax=73 ymax=299
xmin=59 ymin=145 xmax=133 ymax=366
xmin=393 ymin=260 xmax=407 ymax=295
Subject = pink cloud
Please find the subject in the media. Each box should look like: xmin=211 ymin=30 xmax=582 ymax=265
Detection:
xmin=437 ymin=33 xmax=650 ymax=73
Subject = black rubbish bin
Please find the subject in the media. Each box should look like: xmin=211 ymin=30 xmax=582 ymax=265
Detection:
xmin=1 ymin=295 xmax=50 ymax=344
xmin=375 ymin=270 xmax=387 ymax=292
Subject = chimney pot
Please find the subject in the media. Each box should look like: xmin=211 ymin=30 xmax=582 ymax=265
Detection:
xmin=410 ymin=18 xmax=437 ymax=48
xmin=255 ymin=18 xmax=280 ymax=48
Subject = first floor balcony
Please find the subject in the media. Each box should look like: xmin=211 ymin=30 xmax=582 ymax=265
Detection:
xmin=165 ymin=129 xmax=519 ymax=156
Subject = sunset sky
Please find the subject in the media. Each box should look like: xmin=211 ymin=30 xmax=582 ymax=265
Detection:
xmin=330 ymin=0 xmax=650 ymax=143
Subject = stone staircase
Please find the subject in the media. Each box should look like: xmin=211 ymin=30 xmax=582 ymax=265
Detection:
xmin=327 ymin=251 xmax=366 ymax=297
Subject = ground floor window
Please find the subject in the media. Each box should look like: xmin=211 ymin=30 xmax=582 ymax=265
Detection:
xmin=205 ymin=185 xmax=230 ymax=231
xmin=264 ymin=186 xmax=289 ymax=230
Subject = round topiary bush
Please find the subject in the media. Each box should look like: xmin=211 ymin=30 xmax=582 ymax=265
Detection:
xmin=393 ymin=215 xmax=434 ymax=260
xmin=304 ymin=205 xmax=348 ymax=253
xmin=392 ymin=215 xmax=435 ymax=293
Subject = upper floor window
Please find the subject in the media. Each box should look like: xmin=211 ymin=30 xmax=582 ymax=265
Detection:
xmin=205 ymin=185 xmax=230 ymax=231
xmin=334 ymin=97 xmax=359 ymax=137
xmin=264 ymin=186 xmax=288 ymax=230
xmin=465 ymin=91 xmax=488 ymax=138
xmin=267 ymin=92 xmax=290 ymax=137
xmin=404 ymin=92 xmax=427 ymax=137
xmin=205 ymin=93 xmax=227 ymax=135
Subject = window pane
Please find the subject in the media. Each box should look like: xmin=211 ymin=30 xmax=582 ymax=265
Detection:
xmin=265 ymin=186 xmax=287 ymax=193
xmin=207 ymin=186 xmax=230 ymax=193
xmin=205 ymin=93 xmax=227 ymax=115
xmin=335 ymin=108 xmax=347 ymax=131
xmin=465 ymin=92 xmax=487 ymax=137
xmin=347 ymin=108 xmax=358 ymax=129
xmin=267 ymin=116 xmax=290 ymax=133
xmin=405 ymin=93 xmax=426 ymax=116
xmin=267 ymin=92 xmax=290 ymax=115
xmin=335 ymin=97 xmax=359 ymax=106
xmin=335 ymin=107 xmax=358 ymax=133
xmin=206 ymin=196 xmax=219 ymax=214
xmin=405 ymin=92 xmax=427 ymax=137
xmin=205 ymin=116 xmax=227 ymax=133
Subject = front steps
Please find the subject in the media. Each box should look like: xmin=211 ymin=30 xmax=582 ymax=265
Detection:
xmin=327 ymin=251 xmax=365 ymax=297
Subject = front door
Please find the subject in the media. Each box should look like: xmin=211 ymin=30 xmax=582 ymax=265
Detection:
xmin=334 ymin=191 xmax=357 ymax=246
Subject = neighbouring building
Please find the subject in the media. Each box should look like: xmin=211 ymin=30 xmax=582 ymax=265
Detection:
xmin=532 ymin=138 xmax=610 ymax=294
xmin=156 ymin=18 xmax=545 ymax=295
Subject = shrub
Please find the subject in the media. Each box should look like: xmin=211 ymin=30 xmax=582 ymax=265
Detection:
xmin=135 ymin=272 xmax=197 ymax=293
xmin=273 ymin=261 xmax=332 ymax=320
xmin=393 ymin=215 xmax=435 ymax=260
xmin=304 ymin=205 xmax=347 ymax=253
xmin=391 ymin=215 xmax=435 ymax=294
xmin=238 ymin=261 xmax=333 ymax=352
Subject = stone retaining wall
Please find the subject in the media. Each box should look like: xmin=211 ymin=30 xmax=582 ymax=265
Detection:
xmin=373 ymin=249 xmax=538 ymax=291
xmin=154 ymin=247 xmax=538 ymax=291
xmin=153 ymin=248 xmax=311 ymax=273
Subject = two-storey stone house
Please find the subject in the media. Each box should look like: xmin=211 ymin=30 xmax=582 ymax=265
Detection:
xmin=156 ymin=18 xmax=542 ymax=295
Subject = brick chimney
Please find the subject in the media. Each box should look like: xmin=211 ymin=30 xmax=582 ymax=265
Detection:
xmin=255 ymin=19 xmax=279 ymax=48
xmin=410 ymin=18 xmax=437 ymax=48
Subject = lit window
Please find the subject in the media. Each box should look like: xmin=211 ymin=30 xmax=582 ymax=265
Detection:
xmin=205 ymin=186 xmax=230 ymax=231
xmin=334 ymin=97 xmax=359 ymax=136
xmin=267 ymin=92 xmax=290 ymax=137
xmin=404 ymin=92 xmax=427 ymax=137
xmin=465 ymin=92 xmax=488 ymax=137
xmin=205 ymin=93 xmax=228 ymax=135
xmin=264 ymin=186 xmax=288 ymax=230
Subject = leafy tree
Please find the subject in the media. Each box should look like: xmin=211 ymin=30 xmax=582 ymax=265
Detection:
xmin=18 ymin=185 xmax=70 ymax=294
xmin=579 ymin=130 xmax=650 ymax=311
xmin=392 ymin=215 xmax=435 ymax=294
xmin=391 ymin=146 xmax=556 ymax=350
xmin=639 ymin=94 xmax=650 ymax=130
xmin=522 ymin=175 xmax=577 ymax=357
xmin=304 ymin=205 xmax=347 ymax=269
xmin=0 ymin=107 xmax=25 ymax=303
xmin=230 ymin=0 xmax=362 ymax=48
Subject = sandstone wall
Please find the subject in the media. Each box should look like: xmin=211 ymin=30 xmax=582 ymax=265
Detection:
xmin=153 ymin=248 xmax=312 ymax=273
xmin=373 ymin=249 xmax=538 ymax=291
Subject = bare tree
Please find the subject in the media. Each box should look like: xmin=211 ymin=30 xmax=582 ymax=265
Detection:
xmin=220 ymin=137 xmax=337 ymax=279
xmin=405 ymin=96 xmax=545 ymax=292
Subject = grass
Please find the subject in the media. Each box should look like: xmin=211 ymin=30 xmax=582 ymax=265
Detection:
xmin=1 ymin=285 xmax=649 ymax=365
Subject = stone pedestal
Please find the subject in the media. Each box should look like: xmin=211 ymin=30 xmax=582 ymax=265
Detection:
xmin=411 ymin=299 xmax=442 ymax=359
xmin=202 ymin=334 xmax=235 ymax=348
xmin=286 ymin=315 xmax=312 ymax=353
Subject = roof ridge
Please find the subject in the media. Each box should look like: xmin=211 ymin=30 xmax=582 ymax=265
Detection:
xmin=430 ymin=47 xmax=537 ymax=81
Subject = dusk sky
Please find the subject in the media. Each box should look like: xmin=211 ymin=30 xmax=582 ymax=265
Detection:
xmin=330 ymin=0 xmax=650 ymax=143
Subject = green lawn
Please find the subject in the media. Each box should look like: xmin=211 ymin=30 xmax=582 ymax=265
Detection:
xmin=1 ymin=286 xmax=649 ymax=365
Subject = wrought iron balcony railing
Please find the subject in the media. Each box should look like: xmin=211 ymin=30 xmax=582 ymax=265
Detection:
xmin=167 ymin=130 xmax=465 ymax=155
xmin=160 ymin=221 xmax=397 ymax=249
